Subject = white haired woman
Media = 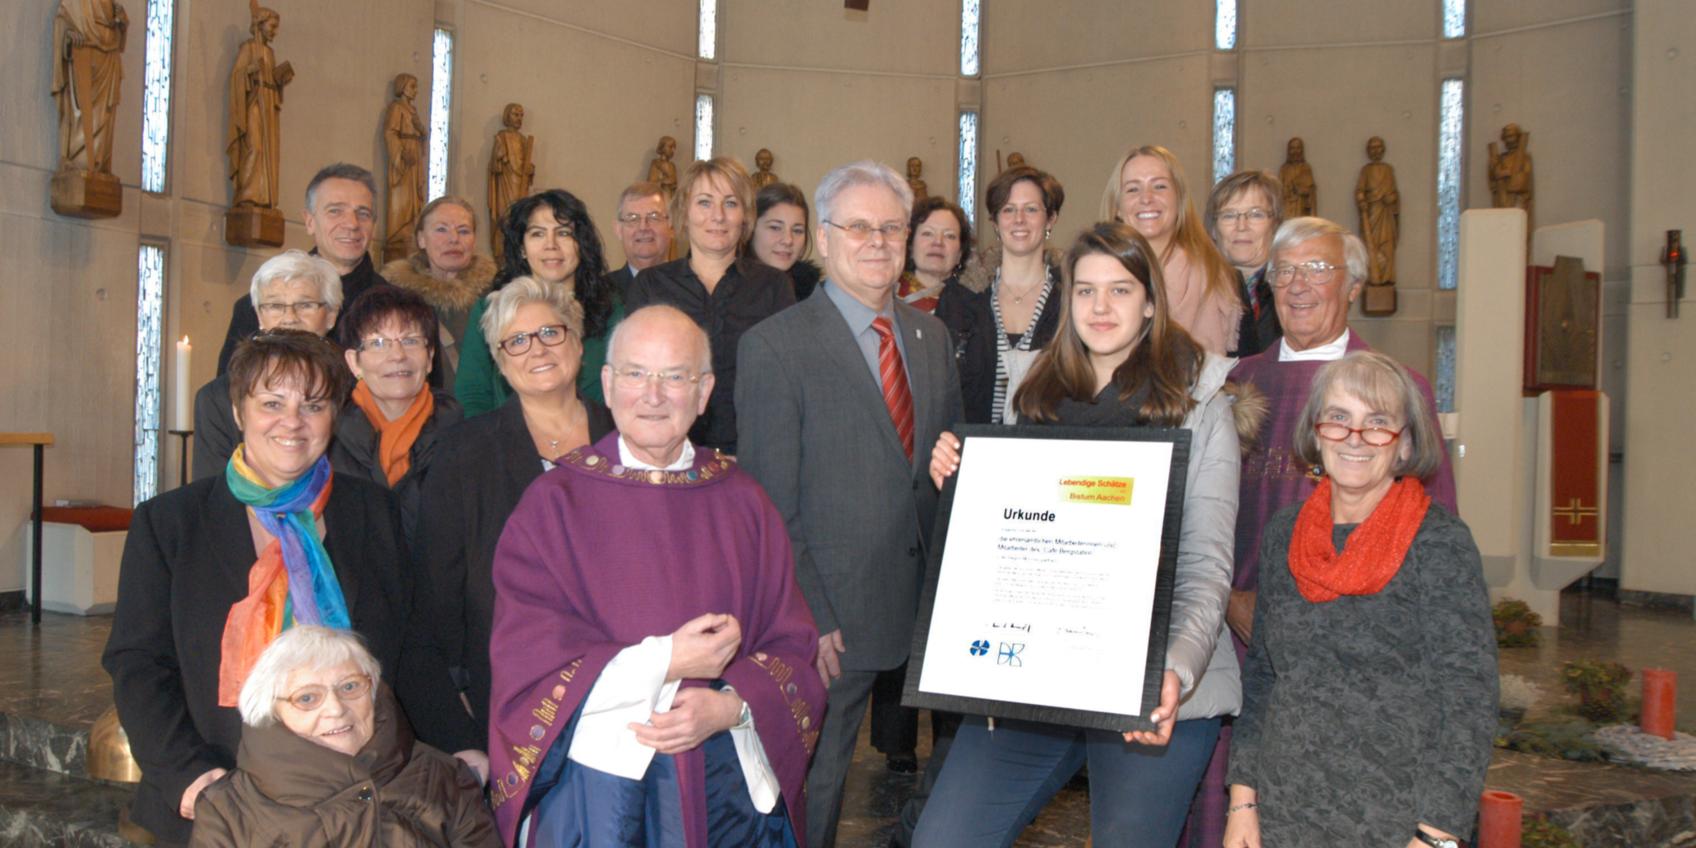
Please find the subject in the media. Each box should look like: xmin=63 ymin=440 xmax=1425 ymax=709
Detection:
xmin=410 ymin=276 xmax=614 ymax=756
xmin=189 ymin=626 xmax=499 ymax=847
xmin=193 ymin=249 xmax=345 ymax=480
xmin=1225 ymin=351 xmax=1496 ymax=848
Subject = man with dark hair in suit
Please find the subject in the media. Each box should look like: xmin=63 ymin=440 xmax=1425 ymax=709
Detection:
xmin=607 ymin=181 xmax=674 ymax=302
xmin=737 ymin=160 xmax=962 ymax=848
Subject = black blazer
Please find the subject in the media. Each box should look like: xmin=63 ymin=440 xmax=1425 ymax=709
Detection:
xmin=934 ymin=276 xmax=1062 ymax=425
xmin=411 ymin=394 xmax=615 ymax=751
xmin=101 ymin=473 xmax=436 ymax=845
xmin=191 ymin=374 xmax=239 ymax=482
xmin=329 ymin=390 xmax=464 ymax=541
xmin=1230 ymin=267 xmax=1281 ymax=358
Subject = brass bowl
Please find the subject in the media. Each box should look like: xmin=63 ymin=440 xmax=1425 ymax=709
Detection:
xmin=86 ymin=706 xmax=142 ymax=784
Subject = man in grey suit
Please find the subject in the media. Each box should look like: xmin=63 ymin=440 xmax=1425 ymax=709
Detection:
xmin=737 ymin=161 xmax=962 ymax=848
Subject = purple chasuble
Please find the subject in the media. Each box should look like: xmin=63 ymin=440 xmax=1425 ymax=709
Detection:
xmin=1230 ymin=333 xmax=1457 ymax=597
xmin=487 ymin=433 xmax=824 ymax=847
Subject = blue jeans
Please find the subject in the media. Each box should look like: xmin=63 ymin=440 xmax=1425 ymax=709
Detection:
xmin=912 ymin=715 xmax=1221 ymax=848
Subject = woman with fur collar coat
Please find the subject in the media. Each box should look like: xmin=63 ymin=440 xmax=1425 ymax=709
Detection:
xmin=382 ymin=197 xmax=497 ymax=393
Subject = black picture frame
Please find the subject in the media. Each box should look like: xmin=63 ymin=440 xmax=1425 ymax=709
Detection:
xmin=901 ymin=423 xmax=1192 ymax=733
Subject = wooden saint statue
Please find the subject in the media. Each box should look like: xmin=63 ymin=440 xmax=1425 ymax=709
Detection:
xmin=1279 ymin=137 xmax=1316 ymax=219
xmin=752 ymin=148 xmax=778 ymax=190
xmin=1355 ymin=136 xmax=1400 ymax=316
xmin=224 ymin=0 xmax=294 ymax=246
xmin=906 ymin=156 xmax=928 ymax=201
xmin=647 ymin=135 xmax=678 ymax=197
xmin=487 ymin=102 xmax=534 ymax=256
xmin=383 ymin=73 xmax=428 ymax=262
xmin=50 ymin=0 xmax=128 ymax=218
xmin=1488 ymin=123 xmax=1534 ymax=229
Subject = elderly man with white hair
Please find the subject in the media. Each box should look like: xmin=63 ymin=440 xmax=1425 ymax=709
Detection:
xmin=193 ymin=249 xmax=344 ymax=480
xmin=189 ymin=626 xmax=499 ymax=846
xmin=485 ymin=304 xmax=824 ymax=846
xmin=737 ymin=160 xmax=962 ymax=848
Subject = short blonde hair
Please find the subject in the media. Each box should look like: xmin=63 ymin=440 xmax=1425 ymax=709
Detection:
xmin=671 ymin=156 xmax=757 ymax=249
xmin=237 ymin=626 xmax=381 ymax=728
xmin=250 ymin=249 xmax=344 ymax=313
xmin=1294 ymin=350 xmax=1443 ymax=481
xmin=479 ymin=275 xmax=586 ymax=357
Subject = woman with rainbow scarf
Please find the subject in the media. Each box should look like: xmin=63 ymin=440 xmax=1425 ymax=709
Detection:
xmin=103 ymin=330 xmax=444 ymax=847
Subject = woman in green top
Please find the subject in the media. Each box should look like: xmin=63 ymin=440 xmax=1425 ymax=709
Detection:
xmin=457 ymin=189 xmax=622 ymax=414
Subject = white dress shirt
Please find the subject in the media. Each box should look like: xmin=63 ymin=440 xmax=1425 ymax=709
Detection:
xmin=1278 ymin=328 xmax=1351 ymax=362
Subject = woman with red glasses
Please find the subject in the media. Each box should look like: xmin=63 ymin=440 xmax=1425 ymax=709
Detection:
xmin=1225 ymin=350 xmax=1497 ymax=848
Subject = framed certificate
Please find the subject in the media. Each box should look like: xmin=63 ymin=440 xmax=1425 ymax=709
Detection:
xmin=902 ymin=424 xmax=1191 ymax=733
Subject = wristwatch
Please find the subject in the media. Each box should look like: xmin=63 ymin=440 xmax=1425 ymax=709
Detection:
xmin=1413 ymin=828 xmax=1462 ymax=848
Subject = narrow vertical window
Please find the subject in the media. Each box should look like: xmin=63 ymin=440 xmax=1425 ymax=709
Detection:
xmin=1435 ymin=325 xmax=1457 ymax=413
xmin=957 ymin=111 xmax=979 ymax=227
xmin=698 ymin=0 xmax=717 ymax=60
xmin=695 ymin=94 xmax=714 ymax=160
xmin=427 ymin=28 xmax=454 ymax=202
xmin=134 ymin=244 xmax=166 ymax=504
xmin=960 ymin=0 xmax=981 ymax=76
xmin=1443 ymin=0 xmax=1467 ymax=39
xmin=140 ymin=0 xmax=176 ymax=193
xmin=1436 ymin=78 xmax=1465 ymax=290
xmin=1212 ymin=88 xmax=1236 ymax=184
xmin=1216 ymin=0 xmax=1238 ymax=50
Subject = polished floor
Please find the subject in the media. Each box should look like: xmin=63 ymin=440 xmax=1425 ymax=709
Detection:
xmin=0 ymin=587 xmax=1691 ymax=846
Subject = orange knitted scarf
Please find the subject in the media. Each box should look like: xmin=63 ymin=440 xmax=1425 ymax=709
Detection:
xmin=1288 ymin=476 xmax=1430 ymax=603
xmin=350 ymin=382 xmax=433 ymax=485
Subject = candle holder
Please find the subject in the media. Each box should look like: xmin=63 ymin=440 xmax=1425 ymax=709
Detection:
xmin=168 ymin=430 xmax=193 ymax=489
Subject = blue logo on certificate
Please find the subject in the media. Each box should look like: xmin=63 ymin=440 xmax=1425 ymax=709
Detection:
xmin=997 ymin=642 xmax=1025 ymax=666
xmin=968 ymin=639 xmax=990 ymax=656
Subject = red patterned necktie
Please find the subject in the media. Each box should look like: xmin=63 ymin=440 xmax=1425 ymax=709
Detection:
xmin=872 ymin=317 xmax=915 ymax=461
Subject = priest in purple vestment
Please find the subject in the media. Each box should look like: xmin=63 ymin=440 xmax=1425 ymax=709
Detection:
xmin=486 ymin=305 xmax=824 ymax=848
xmin=1185 ymin=217 xmax=1458 ymax=848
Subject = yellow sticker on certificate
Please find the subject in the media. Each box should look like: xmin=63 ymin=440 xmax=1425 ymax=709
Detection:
xmin=1057 ymin=476 xmax=1134 ymax=506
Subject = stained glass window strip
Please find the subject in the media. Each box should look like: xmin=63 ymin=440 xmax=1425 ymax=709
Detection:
xmin=957 ymin=111 xmax=979 ymax=227
xmin=698 ymin=0 xmax=717 ymax=60
xmin=1216 ymin=0 xmax=1238 ymax=50
xmin=1435 ymin=325 xmax=1457 ymax=413
xmin=960 ymin=0 xmax=981 ymax=76
xmin=695 ymin=95 xmax=714 ymax=160
xmin=134 ymin=245 xmax=165 ymax=504
xmin=140 ymin=0 xmax=175 ymax=193
xmin=1443 ymin=0 xmax=1467 ymax=39
xmin=1212 ymin=88 xmax=1236 ymax=184
xmin=1437 ymin=78 xmax=1465 ymax=291
xmin=427 ymin=28 xmax=453 ymax=202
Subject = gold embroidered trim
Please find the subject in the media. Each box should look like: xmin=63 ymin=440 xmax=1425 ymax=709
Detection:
xmin=491 ymin=659 xmax=583 ymax=810
xmin=750 ymin=651 xmax=820 ymax=755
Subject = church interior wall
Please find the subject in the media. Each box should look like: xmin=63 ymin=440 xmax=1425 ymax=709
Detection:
xmin=0 ymin=0 xmax=1683 ymax=600
xmin=716 ymin=1 xmax=960 ymax=227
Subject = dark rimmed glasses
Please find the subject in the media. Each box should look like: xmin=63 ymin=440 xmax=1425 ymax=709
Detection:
xmin=1314 ymin=421 xmax=1404 ymax=447
xmin=498 ymin=324 xmax=570 ymax=356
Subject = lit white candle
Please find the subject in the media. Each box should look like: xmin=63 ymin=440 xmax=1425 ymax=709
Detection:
xmin=174 ymin=336 xmax=192 ymax=431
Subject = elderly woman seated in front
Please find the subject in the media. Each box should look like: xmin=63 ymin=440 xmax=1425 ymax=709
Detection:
xmin=189 ymin=626 xmax=499 ymax=847
xmin=331 ymin=286 xmax=463 ymax=537
xmin=409 ymin=276 xmax=614 ymax=756
xmin=1225 ymin=351 xmax=1497 ymax=848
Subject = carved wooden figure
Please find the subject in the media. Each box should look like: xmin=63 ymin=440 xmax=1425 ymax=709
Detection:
xmin=752 ymin=148 xmax=778 ymax=190
xmin=487 ymin=103 xmax=534 ymax=256
xmin=647 ymin=135 xmax=678 ymax=197
xmin=906 ymin=156 xmax=928 ymax=201
xmin=50 ymin=0 xmax=128 ymax=218
xmin=1489 ymin=123 xmax=1534 ymax=229
xmin=383 ymin=73 xmax=428 ymax=262
xmin=224 ymin=0 xmax=294 ymax=246
xmin=1355 ymin=136 xmax=1400 ymax=316
xmin=1279 ymin=137 xmax=1316 ymax=220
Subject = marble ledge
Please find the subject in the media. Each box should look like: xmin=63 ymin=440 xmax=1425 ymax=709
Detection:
xmin=0 ymin=711 xmax=88 ymax=779
xmin=0 ymin=760 xmax=137 ymax=848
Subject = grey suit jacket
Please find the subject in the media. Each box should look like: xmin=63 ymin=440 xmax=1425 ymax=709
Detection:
xmin=737 ymin=290 xmax=961 ymax=672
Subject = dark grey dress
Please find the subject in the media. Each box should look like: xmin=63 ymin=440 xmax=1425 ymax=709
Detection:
xmin=1228 ymin=501 xmax=1498 ymax=845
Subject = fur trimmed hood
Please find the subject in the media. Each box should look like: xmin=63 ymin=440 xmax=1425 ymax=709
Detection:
xmin=955 ymin=243 xmax=1068 ymax=294
xmin=1188 ymin=353 xmax=1270 ymax=456
xmin=381 ymin=253 xmax=498 ymax=313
